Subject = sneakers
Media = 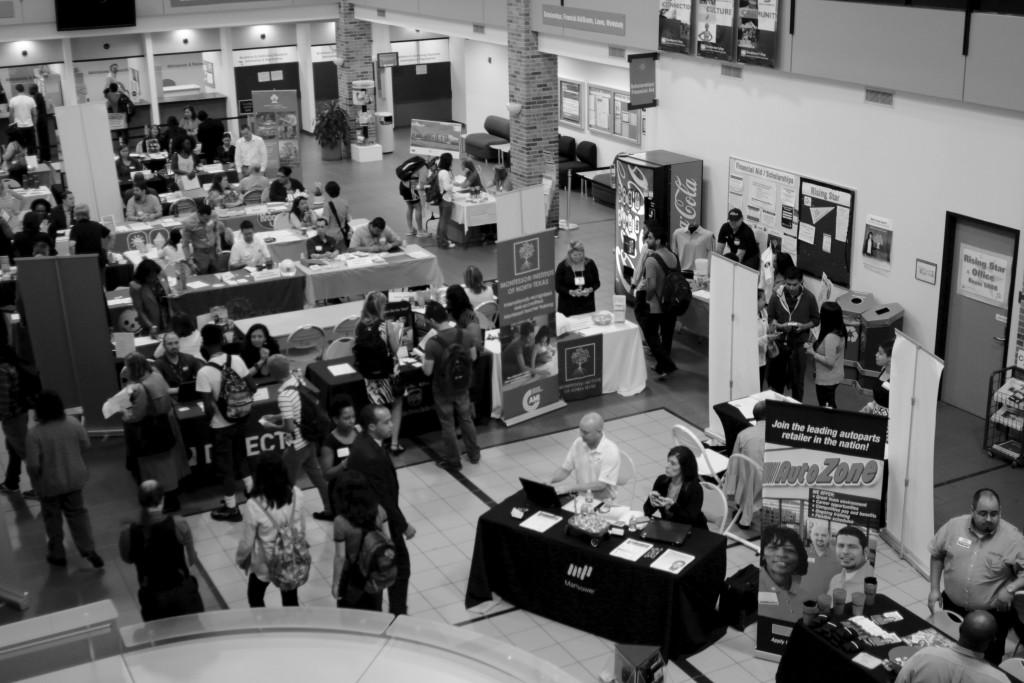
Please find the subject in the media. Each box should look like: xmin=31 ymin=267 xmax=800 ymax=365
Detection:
xmin=211 ymin=503 xmax=243 ymax=522
xmin=84 ymin=552 xmax=104 ymax=569
xmin=312 ymin=511 xmax=333 ymax=522
xmin=46 ymin=555 xmax=67 ymax=567
xmin=466 ymin=453 xmax=481 ymax=465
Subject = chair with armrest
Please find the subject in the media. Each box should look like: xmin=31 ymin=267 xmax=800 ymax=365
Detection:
xmin=323 ymin=337 xmax=354 ymax=361
xmin=474 ymin=300 xmax=498 ymax=330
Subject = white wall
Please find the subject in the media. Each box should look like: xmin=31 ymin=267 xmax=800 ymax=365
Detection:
xmin=461 ymin=39 xmax=508 ymax=133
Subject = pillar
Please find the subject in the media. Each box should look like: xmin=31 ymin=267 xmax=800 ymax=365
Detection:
xmin=336 ymin=1 xmax=376 ymax=145
xmin=507 ymin=0 xmax=559 ymax=229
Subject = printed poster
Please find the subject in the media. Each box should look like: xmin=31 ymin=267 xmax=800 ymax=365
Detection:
xmin=559 ymin=80 xmax=583 ymax=128
xmin=614 ymin=157 xmax=653 ymax=295
xmin=756 ymin=402 xmax=888 ymax=660
xmin=252 ymin=90 xmax=300 ymax=169
xmin=958 ymin=243 xmax=1010 ymax=307
xmin=497 ymin=231 xmax=564 ymax=424
xmin=862 ymin=214 xmax=893 ymax=273
xmin=659 ymin=0 xmax=693 ymax=54
xmin=737 ymin=0 xmax=778 ymax=68
xmin=558 ymin=334 xmax=603 ymax=401
xmin=727 ymin=158 xmax=799 ymax=265
xmin=697 ymin=0 xmax=736 ymax=61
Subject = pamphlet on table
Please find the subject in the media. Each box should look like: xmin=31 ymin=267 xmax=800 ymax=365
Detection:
xmin=609 ymin=538 xmax=654 ymax=562
xmin=519 ymin=511 xmax=562 ymax=533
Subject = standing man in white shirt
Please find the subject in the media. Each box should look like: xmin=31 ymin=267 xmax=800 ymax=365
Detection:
xmin=8 ymin=84 xmax=36 ymax=154
xmin=549 ymin=412 xmax=621 ymax=501
xmin=234 ymin=125 xmax=267 ymax=177
xmin=228 ymin=220 xmax=271 ymax=269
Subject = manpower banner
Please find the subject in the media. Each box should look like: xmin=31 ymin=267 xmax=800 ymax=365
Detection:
xmin=756 ymin=401 xmax=888 ymax=660
xmin=497 ymin=230 xmax=565 ymax=425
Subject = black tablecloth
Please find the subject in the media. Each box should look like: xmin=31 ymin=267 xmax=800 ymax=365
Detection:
xmin=175 ymin=383 xmax=289 ymax=466
xmin=168 ymin=273 xmax=306 ymax=320
xmin=776 ymin=594 xmax=1023 ymax=683
xmin=712 ymin=401 xmax=750 ymax=456
xmin=466 ymin=491 xmax=727 ymax=659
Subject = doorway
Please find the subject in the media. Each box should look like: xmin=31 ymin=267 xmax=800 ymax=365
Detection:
xmin=937 ymin=213 xmax=1019 ymax=418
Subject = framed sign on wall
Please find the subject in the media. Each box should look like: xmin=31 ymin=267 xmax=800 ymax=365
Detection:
xmin=587 ymin=84 xmax=641 ymax=145
xmin=559 ymin=78 xmax=585 ymax=129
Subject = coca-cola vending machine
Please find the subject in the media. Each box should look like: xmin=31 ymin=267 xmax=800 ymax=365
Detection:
xmin=614 ymin=150 xmax=703 ymax=296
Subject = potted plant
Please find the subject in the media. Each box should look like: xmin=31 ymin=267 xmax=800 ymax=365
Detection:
xmin=313 ymin=100 xmax=350 ymax=160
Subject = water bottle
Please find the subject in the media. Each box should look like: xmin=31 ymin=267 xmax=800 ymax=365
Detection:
xmin=584 ymin=489 xmax=594 ymax=514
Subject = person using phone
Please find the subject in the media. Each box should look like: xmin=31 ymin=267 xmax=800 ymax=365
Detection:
xmin=642 ymin=446 xmax=708 ymax=529
xmin=766 ymin=266 xmax=820 ymax=401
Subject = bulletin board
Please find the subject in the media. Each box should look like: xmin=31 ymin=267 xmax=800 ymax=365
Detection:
xmin=559 ymin=78 xmax=585 ymax=129
xmin=796 ymin=177 xmax=855 ymax=287
xmin=587 ymin=85 xmax=641 ymax=145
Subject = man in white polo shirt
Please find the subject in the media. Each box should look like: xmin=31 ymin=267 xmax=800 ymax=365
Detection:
xmin=8 ymin=84 xmax=36 ymax=153
xmin=234 ymin=124 xmax=267 ymax=177
xmin=549 ymin=412 xmax=621 ymax=501
xmin=228 ymin=220 xmax=271 ymax=269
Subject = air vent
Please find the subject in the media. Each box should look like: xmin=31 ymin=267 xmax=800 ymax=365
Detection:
xmin=721 ymin=64 xmax=743 ymax=79
xmin=473 ymin=24 xmax=485 ymax=34
xmin=376 ymin=9 xmax=386 ymax=17
xmin=865 ymin=88 xmax=893 ymax=106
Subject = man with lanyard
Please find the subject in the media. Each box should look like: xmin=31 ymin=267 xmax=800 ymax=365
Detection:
xmin=765 ymin=266 xmax=819 ymax=401
xmin=717 ymin=208 xmax=760 ymax=269
xmin=184 ymin=203 xmax=232 ymax=274
xmin=152 ymin=331 xmax=203 ymax=391
xmin=928 ymin=488 xmax=1024 ymax=665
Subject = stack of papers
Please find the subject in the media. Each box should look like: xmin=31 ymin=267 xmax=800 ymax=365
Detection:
xmin=650 ymin=549 xmax=695 ymax=574
xmin=609 ymin=538 xmax=654 ymax=562
xmin=327 ymin=363 xmax=356 ymax=377
xmin=519 ymin=511 xmax=562 ymax=533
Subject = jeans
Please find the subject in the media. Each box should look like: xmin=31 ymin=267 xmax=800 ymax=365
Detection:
xmin=438 ymin=199 xmax=453 ymax=245
xmin=387 ymin=520 xmax=410 ymax=615
xmin=212 ymin=423 xmax=250 ymax=498
xmin=638 ymin=310 xmax=678 ymax=373
xmin=769 ymin=345 xmax=808 ymax=402
xmin=40 ymin=489 xmax=95 ymax=560
xmin=283 ymin=441 xmax=330 ymax=511
xmin=434 ymin=392 xmax=480 ymax=465
xmin=2 ymin=412 xmax=28 ymax=489
xmin=248 ymin=573 xmax=298 ymax=607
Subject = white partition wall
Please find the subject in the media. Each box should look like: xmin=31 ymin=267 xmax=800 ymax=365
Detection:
xmin=53 ymin=103 xmax=123 ymax=224
xmin=496 ymin=185 xmax=546 ymax=241
xmin=707 ymin=253 xmax=761 ymax=441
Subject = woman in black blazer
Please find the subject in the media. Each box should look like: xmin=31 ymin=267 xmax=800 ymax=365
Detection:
xmin=643 ymin=446 xmax=708 ymax=529
xmin=554 ymin=240 xmax=601 ymax=317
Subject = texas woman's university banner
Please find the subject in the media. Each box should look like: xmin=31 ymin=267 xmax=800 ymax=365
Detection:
xmin=756 ymin=401 xmax=888 ymax=660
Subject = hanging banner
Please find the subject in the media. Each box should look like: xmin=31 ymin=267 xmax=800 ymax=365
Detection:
xmin=558 ymin=333 xmax=603 ymax=401
xmin=737 ymin=0 xmax=778 ymax=68
xmin=957 ymin=243 xmax=1010 ymax=307
xmin=728 ymin=157 xmax=799 ymax=258
xmin=696 ymin=0 xmax=736 ymax=61
xmin=252 ymin=89 xmax=300 ymax=168
xmin=756 ymin=401 xmax=888 ymax=660
xmin=659 ymin=0 xmax=693 ymax=54
xmin=862 ymin=214 xmax=893 ymax=273
xmin=497 ymin=231 xmax=564 ymax=424
xmin=627 ymin=53 xmax=659 ymax=110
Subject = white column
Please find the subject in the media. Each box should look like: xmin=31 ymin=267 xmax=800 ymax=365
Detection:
xmin=296 ymin=23 xmax=317 ymax=134
xmin=60 ymin=39 xmax=76 ymax=105
xmin=143 ymin=34 xmax=160 ymax=125
xmin=370 ymin=23 xmax=392 ymax=114
xmin=219 ymin=28 xmax=239 ymax=140
xmin=55 ymin=103 xmax=125 ymax=223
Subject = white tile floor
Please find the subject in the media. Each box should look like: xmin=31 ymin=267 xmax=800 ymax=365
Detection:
xmin=192 ymin=409 xmax=946 ymax=683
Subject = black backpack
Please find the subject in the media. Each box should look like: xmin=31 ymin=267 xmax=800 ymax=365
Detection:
xmin=433 ymin=329 xmax=472 ymax=395
xmin=650 ymin=253 xmax=692 ymax=316
xmin=718 ymin=563 xmax=759 ymax=629
xmin=424 ymin=168 xmax=442 ymax=205
xmin=119 ymin=93 xmax=135 ymax=118
xmin=353 ymin=322 xmax=393 ymax=380
xmin=395 ymin=155 xmax=426 ymax=181
xmin=283 ymin=382 xmax=330 ymax=445
xmin=356 ymin=527 xmax=398 ymax=594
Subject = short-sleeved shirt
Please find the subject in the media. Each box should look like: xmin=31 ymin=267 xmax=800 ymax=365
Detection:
xmin=277 ymin=376 xmax=306 ymax=450
xmin=826 ymin=564 xmax=874 ymax=602
xmin=184 ymin=219 xmax=225 ymax=251
xmin=929 ymin=514 xmax=1024 ymax=610
xmin=424 ymin=323 xmax=471 ymax=400
xmin=561 ymin=435 xmax=621 ymax=501
xmin=671 ymin=225 xmax=715 ymax=272
xmin=306 ymin=234 xmax=337 ymax=256
xmin=9 ymin=93 xmax=35 ymax=128
xmin=69 ymin=220 xmax=110 ymax=265
xmin=802 ymin=545 xmax=842 ymax=599
xmin=895 ymin=644 xmax=1010 ymax=683
xmin=718 ymin=221 xmax=759 ymax=266
xmin=126 ymin=194 xmax=162 ymax=221
xmin=229 ymin=235 xmax=270 ymax=268
xmin=350 ymin=224 xmax=399 ymax=251
xmin=323 ymin=428 xmax=358 ymax=469
xmin=814 ymin=333 xmax=846 ymax=386
xmin=196 ymin=352 xmax=250 ymax=429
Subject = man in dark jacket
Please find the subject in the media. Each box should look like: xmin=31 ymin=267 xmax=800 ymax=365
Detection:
xmin=267 ymin=166 xmax=305 ymax=202
xmin=766 ymin=266 xmax=820 ymax=401
xmin=346 ymin=405 xmax=416 ymax=615
xmin=195 ymin=111 xmax=225 ymax=164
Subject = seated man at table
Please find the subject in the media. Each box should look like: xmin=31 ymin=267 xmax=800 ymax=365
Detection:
xmin=549 ymin=412 xmax=621 ymax=501
xmin=265 ymin=166 xmax=305 ymax=203
xmin=895 ymin=610 xmax=1009 ymax=683
xmin=350 ymin=216 xmax=402 ymax=253
xmin=125 ymin=184 xmax=162 ymax=222
xmin=238 ymin=164 xmax=269 ymax=195
xmin=723 ymin=400 xmax=765 ymax=530
xmin=228 ymin=220 xmax=271 ymax=270
xmin=826 ymin=525 xmax=874 ymax=602
xmin=153 ymin=331 xmax=203 ymax=392
xmin=304 ymin=216 xmax=338 ymax=262
xmin=47 ymin=188 xmax=76 ymax=243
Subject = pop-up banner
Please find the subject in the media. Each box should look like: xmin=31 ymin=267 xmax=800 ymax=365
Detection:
xmin=252 ymin=90 xmax=300 ymax=168
xmin=756 ymin=401 xmax=888 ymax=660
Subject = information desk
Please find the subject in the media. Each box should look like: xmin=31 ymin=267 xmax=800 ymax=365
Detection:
xmin=298 ymin=246 xmax=445 ymax=306
xmin=466 ymin=491 xmax=727 ymax=659
xmin=775 ymin=594 xmax=1022 ymax=683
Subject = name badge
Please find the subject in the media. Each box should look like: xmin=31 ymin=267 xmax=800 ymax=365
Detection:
xmin=956 ymin=536 xmax=972 ymax=549
xmin=574 ymin=275 xmax=585 ymax=287
xmin=314 ymin=245 xmax=323 ymax=252
xmin=336 ymin=446 xmax=350 ymax=461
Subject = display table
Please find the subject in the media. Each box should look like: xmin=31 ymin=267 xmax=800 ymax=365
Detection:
xmin=298 ymin=246 xmax=444 ymax=306
xmin=234 ymin=301 xmax=363 ymax=344
xmin=175 ymin=383 xmax=288 ymax=464
xmin=449 ymin=192 xmax=497 ymax=246
xmin=776 ymin=594 xmax=1021 ymax=683
xmin=466 ymin=491 xmax=727 ymax=659
xmin=679 ymin=289 xmax=710 ymax=338
xmin=710 ymin=389 xmax=792 ymax=453
xmin=10 ymin=185 xmax=56 ymax=212
xmin=484 ymin=318 xmax=647 ymax=418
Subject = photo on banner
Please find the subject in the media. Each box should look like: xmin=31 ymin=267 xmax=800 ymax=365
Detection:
xmin=737 ymin=0 xmax=778 ymax=67
xmin=756 ymin=401 xmax=888 ymax=660
xmin=696 ymin=0 xmax=736 ymax=61
xmin=659 ymin=0 xmax=693 ymax=54
xmin=862 ymin=214 xmax=893 ymax=273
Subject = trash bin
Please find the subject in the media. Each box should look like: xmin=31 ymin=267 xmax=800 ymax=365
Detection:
xmin=858 ymin=303 xmax=904 ymax=383
xmin=376 ymin=112 xmax=394 ymax=154
xmin=836 ymin=291 xmax=877 ymax=383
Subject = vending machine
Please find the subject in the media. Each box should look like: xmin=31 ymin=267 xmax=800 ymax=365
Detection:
xmin=614 ymin=150 xmax=704 ymax=295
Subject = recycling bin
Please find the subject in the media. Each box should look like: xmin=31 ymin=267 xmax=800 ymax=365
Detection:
xmin=858 ymin=303 xmax=904 ymax=382
xmin=836 ymin=291 xmax=877 ymax=383
xmin=376 ymin=112 xmax=394 ymax=154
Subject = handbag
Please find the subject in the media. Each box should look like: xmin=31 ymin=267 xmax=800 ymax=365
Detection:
xmin=766 ymin=340 xmax=780 ymax=359
xmin=138 ymin=383 xmax=176 ymax=454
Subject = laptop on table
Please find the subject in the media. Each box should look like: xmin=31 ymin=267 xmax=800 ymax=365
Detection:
xmin=519 ymin=478 xmax=572 ymax=509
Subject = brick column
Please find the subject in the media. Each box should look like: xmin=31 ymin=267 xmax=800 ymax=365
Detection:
xmin=337 ymin=1 xmax=376 ymax=145
xmin=507 ymin=0 xmax=559 ymax=229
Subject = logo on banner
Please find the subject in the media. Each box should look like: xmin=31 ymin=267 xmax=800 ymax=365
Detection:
xmin=568 ymin=344 xmax=596 ymax=379
xmin=270 ymin=94 xmax=279 ymax=105
xmin=523 ymin=387 xmax=543 ymax=412
xmin=514 ymin=238 xmax=540 ymax=276
xmin=763 ymin=458 xmax=880 ymax=487
xmin=567 ymin=563 xmax=593 ymax=580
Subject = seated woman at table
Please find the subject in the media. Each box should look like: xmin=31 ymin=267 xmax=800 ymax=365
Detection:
xmin=554 ymin=240 xmax=600 ymax=317
xmin=445 ymin=285 xmax=484 ymax=353
xmin=136 ymin=124 xmax=163 ymax=155
xmin=161 ymin=228 xmax=188 ymax=270
xmin=214 ymin=132 xmax=235 ymax=165
xmin=129 ymin=259 xmax=170 ymax=337
xmin=304 ymin=216 xmax=338 ymax=263
xmin=240 ymin=323 xmax=280 ymax=380
xmin=500 ymin=321 xmax=534 ymax=382
xmin=759 ymin=525 xmax=809 ymax=623
xmin=115 ymin=145 xmax=142 ymax=183
xmin=288 ymin=193 xmax=316 ymax=230
xmin=12 ymin=209 xmax=56 ymax=261
xmin=462 ymin=265 xmax=496 ymax=309
xmin=319 ymin=395 xmax=359 ymax=483
xmin=206 ymin=174 xmax=242 ymax=209
xmin=456 ymin=159 xmax=483 ymax=192
xmin=643 ymin=446 xmax=708 ymax=529
xmin=2 ymin=135 xmax=28 ymax=187
xmin=170 ymin=138 xmax=199 ymax=190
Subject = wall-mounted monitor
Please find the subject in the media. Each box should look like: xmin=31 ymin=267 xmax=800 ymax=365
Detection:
xmin=377 ymin=51 xmax=399 ymax=68
xmin=56 ymin=0 xmax=136 ymax=31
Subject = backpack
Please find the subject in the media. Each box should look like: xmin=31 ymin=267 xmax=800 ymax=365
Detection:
xmin=718 ymin=563 xmax=759 ymax=629
xmin=282 ymin=381 xmax=330 ymax=444
xmin=433 ymin=329 xmax=472 ymax=395
xmin=256 ymin=499 xmax=311 ymax=592
xmin=119 ymin=92 xmax=135 ymax=118
xmin=209 ymin=355 xmax=253 ymax=422
xmin=353 ymin=322 xmax=393 ymax=380
xmin=650 ymin=253 xmax=692 ymax=316
xmin=395 ymin=155 xmax=426 ymax=182
xmin=355 ymin=527 xmax=398 ymax=595
xmin=424 ymin=167 xmax=442 ymax=205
